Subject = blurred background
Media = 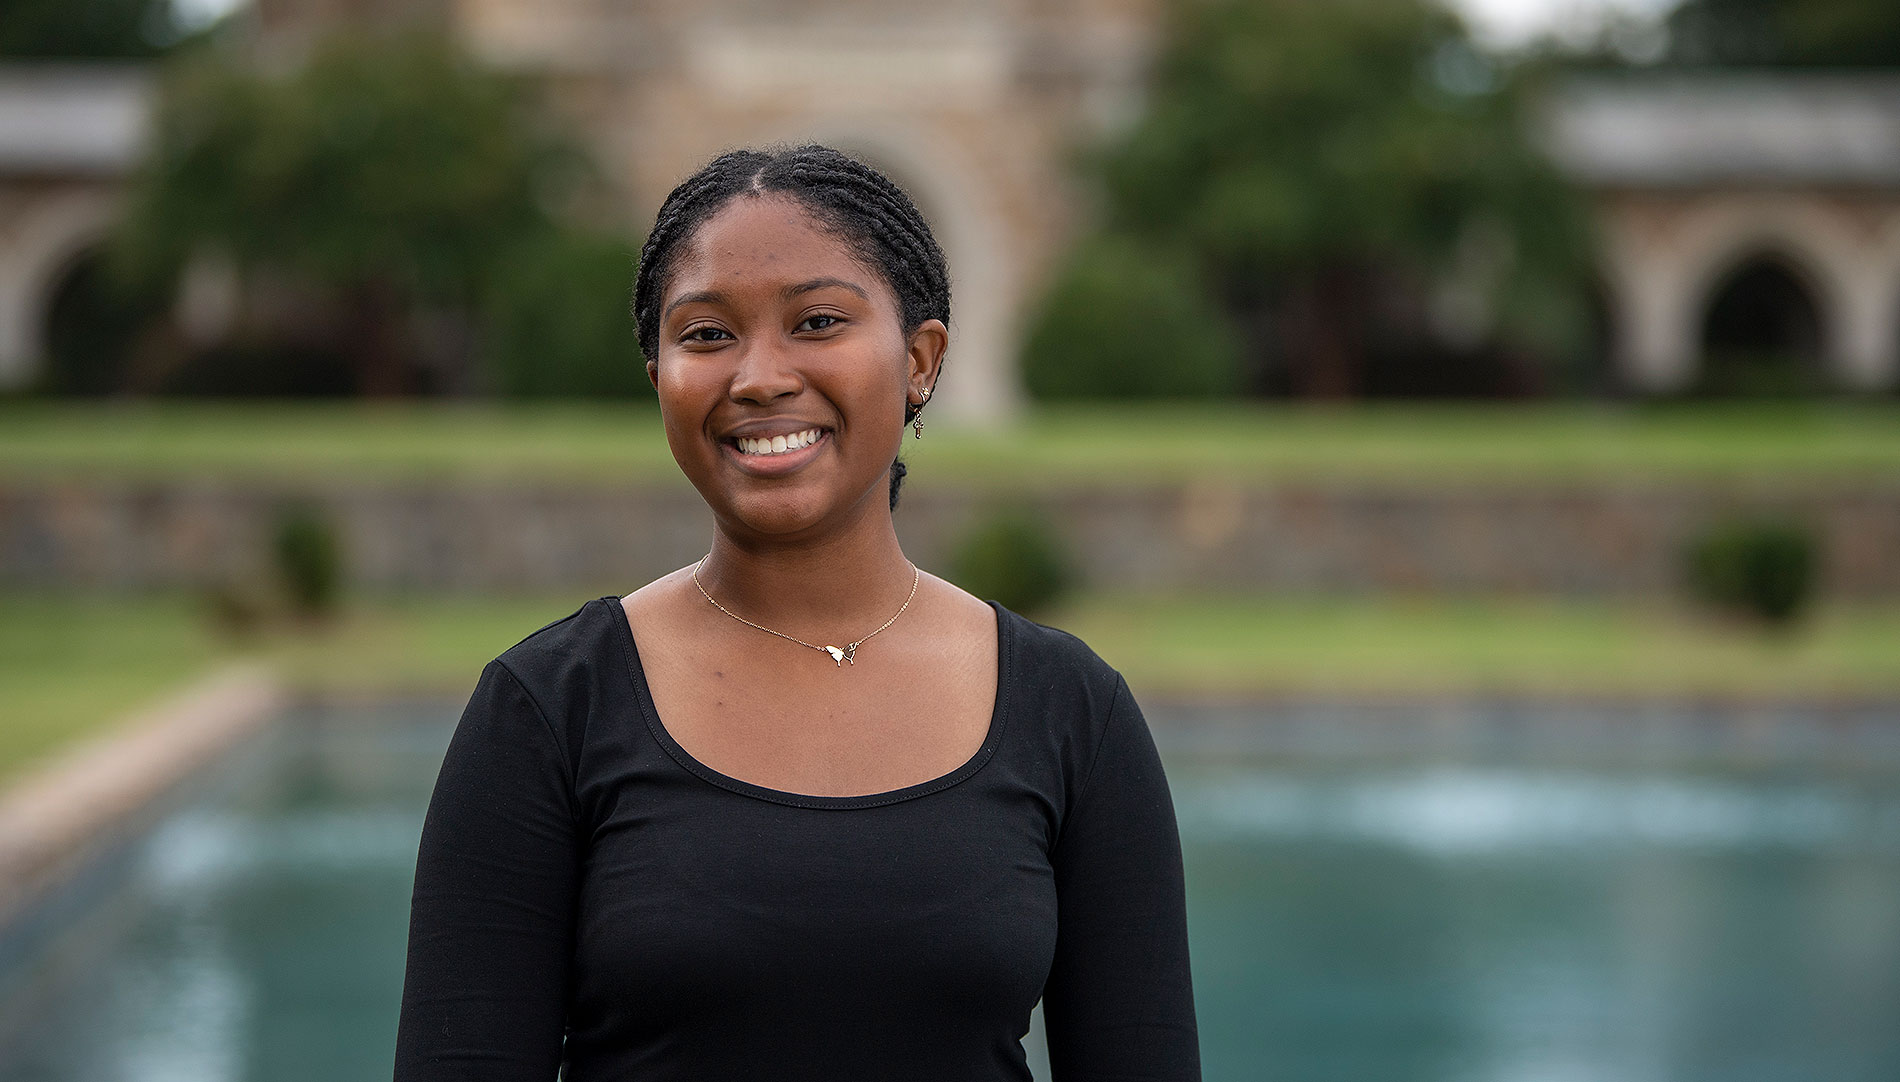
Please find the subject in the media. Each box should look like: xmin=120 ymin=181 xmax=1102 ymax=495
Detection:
xmin=1 ymin=0 xmax=1898 ymax=1078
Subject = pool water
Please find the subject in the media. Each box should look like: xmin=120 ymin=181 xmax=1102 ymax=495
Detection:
xmin=1 ymin=699 xmax=1897 ymax=1082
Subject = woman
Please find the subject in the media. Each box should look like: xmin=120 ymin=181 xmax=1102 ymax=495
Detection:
xmin=393 ymin=145 xmax=1200 ymax=1081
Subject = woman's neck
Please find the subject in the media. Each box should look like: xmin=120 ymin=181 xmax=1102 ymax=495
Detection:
xmin=696 ymin=509 xmax=915 ymax=632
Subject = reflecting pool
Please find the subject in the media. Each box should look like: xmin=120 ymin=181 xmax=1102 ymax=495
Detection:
xmin=1 ymin=698 xmax=1897 ymax=1082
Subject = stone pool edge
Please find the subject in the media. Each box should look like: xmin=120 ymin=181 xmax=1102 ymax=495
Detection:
xmin=0 ymin=663 xmax=287 ymax=928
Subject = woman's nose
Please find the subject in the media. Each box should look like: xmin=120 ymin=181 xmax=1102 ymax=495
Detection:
xmin=728 ymin=340 xmax=802 ymax=404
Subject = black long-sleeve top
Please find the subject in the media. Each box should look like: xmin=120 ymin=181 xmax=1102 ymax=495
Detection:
xmin=394 ymin=596 xmax=1200 ymax=1081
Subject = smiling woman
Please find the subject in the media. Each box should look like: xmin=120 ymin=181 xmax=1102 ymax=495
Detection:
xmin=645 ymin=192 xmax=937 ymax=539
xmin=632 ymin=148 xmax=952 ymax=517
xmin=392 ymin=145 xmax=1202 ymax=1082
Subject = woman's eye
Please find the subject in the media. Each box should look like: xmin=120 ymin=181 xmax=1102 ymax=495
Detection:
xmin=797 ymin=314 xmax=840 ymax=332
xmin=682 ymin=326 xmax=730 ymax=343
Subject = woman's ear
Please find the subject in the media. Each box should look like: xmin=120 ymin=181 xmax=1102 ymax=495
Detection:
xmin=906 ymin=318 xmax=949 ymax=390
xmin=646 ymin=358 xmax=659 ymax=391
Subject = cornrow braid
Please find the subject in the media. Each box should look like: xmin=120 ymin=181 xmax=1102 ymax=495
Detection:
xmin=632 ymin=144 xmax=951 ymax=510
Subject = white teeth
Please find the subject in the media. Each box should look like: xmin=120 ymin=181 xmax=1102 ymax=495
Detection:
xmin=736 ymin=428 xmax=822 ymax=456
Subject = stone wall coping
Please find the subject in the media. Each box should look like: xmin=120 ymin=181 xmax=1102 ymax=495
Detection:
xmin=0 ymin=662 xmax=286 ymax=928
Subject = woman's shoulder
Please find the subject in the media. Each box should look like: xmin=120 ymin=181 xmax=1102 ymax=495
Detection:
xmin=991 ymin=602 xmax=1130 ymax=716
xmin=484 ymin=596 xmax=631 ymax=708
xmin=989 ymin=604 xmax=1153 ymax=813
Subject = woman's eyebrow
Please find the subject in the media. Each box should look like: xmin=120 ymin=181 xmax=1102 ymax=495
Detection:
xmin=784 ymin=278 xmax=869 ymax=301
xmin=663 ymin=279 xmax=867 ymax=321
xmin=662 ymin=290 xmax=723 ymax=320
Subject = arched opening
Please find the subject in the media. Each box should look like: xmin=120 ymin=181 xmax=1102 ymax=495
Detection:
xmin=809 ymin=131 xmax=1015 ymax=421
xmin=1695 ymin=253 xmax=1827 ymax=397
xmin=37 ymin=247 xmax=170 ymax=396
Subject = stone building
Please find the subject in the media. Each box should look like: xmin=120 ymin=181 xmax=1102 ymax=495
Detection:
xmin=251 ymin=0 xmax=1166 ymax=421
xmin=0 ymin=65 xmax=150 ymax=392
xmin=3 ymin=10 xmax=1900 ymax=407
xmin=1545 ymin=74 xmax=1900 ymax=393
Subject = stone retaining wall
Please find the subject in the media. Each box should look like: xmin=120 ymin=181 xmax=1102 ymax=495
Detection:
xmin=3 ymin=478 xmax=1896 ymax=596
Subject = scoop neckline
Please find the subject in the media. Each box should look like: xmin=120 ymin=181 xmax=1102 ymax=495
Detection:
xmin=601 ymin=595 xmax=1013 ymax=810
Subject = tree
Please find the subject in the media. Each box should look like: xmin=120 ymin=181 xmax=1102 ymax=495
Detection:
xmin=1020 ymin=233 xmax=1242 ymax=399
xmin=1665 ymin=0 xmax=1900 ymax=68
xmin=482 ymin=227 xmax=648 ymax=399
xmin=114 ymin=30 xmax=597 ymax=395
xmin=1028 ymin=0 xmax=1594 ymax=399
xmin=0 ymin=0 xmax=181 ymax=58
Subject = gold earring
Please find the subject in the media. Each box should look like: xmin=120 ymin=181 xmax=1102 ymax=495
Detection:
xmin=912 ymin=385 xmax=932 ymax=439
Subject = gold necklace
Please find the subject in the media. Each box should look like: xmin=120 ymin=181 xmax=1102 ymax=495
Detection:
xmin=691 ymin=556 xmax=920 ymax=667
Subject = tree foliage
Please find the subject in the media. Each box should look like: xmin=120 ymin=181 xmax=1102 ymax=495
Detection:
xmin=483 ymin=228 xmax=647 ymax=398
xmin=121 ymin=31 xmax=580 ymax=299
xmin=1021 ymin=233 xmax=1240 ymax=399
xmin=1665 ymin=0 xmax=1900 ymax=67
xmin=0 ymin=0 xmax=180 ymax=58
xmin=114 ymin=30 xmax=610 ymax=395
xmin=1028 ymin=0 xmax=1595 ymax=399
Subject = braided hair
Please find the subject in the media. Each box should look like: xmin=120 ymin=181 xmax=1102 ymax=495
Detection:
xmin=632 ymin=145 xmax=951 ymax=510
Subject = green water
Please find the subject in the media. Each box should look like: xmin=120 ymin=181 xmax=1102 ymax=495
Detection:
xmin=1 ymin=701 xmax=1897 ymax=1081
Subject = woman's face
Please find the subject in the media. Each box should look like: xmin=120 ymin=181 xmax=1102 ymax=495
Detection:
xmin=648 ymin=193 xmax=945 ymax=543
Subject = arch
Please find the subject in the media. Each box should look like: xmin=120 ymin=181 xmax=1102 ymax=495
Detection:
xmin=809 ymin=126 xmax=1019 ymax=424
xmin=0 ymin=186 xmax=123 ymax=389
xmin=36 ymin=241 xmax=181 ymax=395
xmin=1594 ymin=191 xmax=1900 ymax=392
xmin=1685 ymin=236 xmax=1838 ymax=349
xmin=1664 ymin=194 xmax=1875 ymax=390
xmin=1694 ymin=249 xmax=1828 ymax=395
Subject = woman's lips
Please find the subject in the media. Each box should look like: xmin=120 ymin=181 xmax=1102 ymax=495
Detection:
xmin=721 ymin=428 xmax=831 ymax=476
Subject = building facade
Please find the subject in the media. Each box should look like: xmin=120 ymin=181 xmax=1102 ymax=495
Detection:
xmin=0 ymin=65 xmax=150 ymax=391
xmin=258 ymin=0 xmax=1165 ymax=421
xmin=1545 ymin=75 xmax=1900 ymax=393
xmin=3 ymin=12 xmax=1899 ymax=406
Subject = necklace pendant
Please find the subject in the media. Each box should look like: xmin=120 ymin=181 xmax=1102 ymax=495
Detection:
xmin=694 ymin=555 xmax=916 ymax=671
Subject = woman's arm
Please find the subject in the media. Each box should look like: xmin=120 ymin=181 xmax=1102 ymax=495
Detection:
xmin=394 ymin=659 xmax=580 ymax=1081
xmin=1042 ymin=674 xmax=1202 ymax=1081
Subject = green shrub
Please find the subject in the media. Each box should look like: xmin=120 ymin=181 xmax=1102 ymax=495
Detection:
xmin=1684 ymin=515 xmax=1819 ymax=626
xmin=949 ymin=508 xmax=1077 ymax=616
xmin=482 ymin=229 xmax=647 ymax=397
xmin=1020 ymin=233 xmax=1241 ymax=400
xmin=272 ymin=501 xmax=345 ymax=620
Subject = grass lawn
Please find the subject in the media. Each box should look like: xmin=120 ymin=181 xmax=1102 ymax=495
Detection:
xmin=1 ymin=591 xmax=573 ymax=789
xmin=2 ymin=399 xmax=1898 ymax=484
xmin=1056 ymin=594 xmax=1900 ymax=701
xmin=2 ymin=593 xmax=232 ymax=790
xmin=7 ymin=589 xmax=1897 ymax=788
